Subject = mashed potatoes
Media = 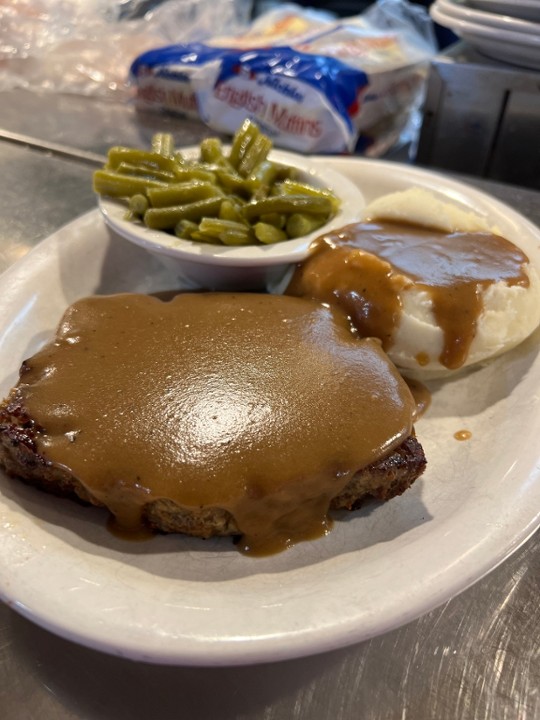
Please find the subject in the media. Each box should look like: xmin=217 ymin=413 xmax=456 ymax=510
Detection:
xmin=363 ymin=188 xmax=540 ymax=376
xmin=388 ymin=272 xmax=540 ymax=376
xmin=288 ymin=187 xmax=540 ymax=377
xmin=364 ymin=187 xmax=496 ymax=234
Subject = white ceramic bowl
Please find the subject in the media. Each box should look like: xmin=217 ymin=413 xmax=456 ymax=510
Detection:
xmin=98 ymin=147 xmax=364 ymax=291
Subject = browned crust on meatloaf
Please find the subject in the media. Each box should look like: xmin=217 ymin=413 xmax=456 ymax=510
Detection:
xmin=0 ymin=389 xmax=426 ymax=538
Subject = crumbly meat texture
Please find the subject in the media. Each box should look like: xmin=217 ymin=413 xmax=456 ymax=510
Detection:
xmin=0 ymin=389 xmax=427 ymax=538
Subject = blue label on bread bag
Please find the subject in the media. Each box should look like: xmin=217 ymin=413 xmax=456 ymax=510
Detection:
xmin=130 ymin=43 xmax=227 ymax=77
xmin=215 ymin=47 xmax=368 ymax=134
xmin=201 ymin=46 xmax=369 ymax=152
xmin=130 ymin=42 xmax=370 ymax=152
xmin=130 ymin=43 xmax=227 ymax=118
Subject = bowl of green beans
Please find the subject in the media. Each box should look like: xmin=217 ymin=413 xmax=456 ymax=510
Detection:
xmin=94 ymin=120 xmax=364 ymax=290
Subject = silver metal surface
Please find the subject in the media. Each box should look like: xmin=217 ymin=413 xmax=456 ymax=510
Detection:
xmin=0 ymin=88 xmax=216 ymax=157
xmin=0 ymin=143 xmax=96 ymax=272
xmin=2 ymin=530 xmax=539 ymax=719
xmin=417 ymin=43 xmax=540 ymax=190
xmin=0 ymin=91 xmax=539 ymax=720
xmin=0 ymin=128 xmax=106 ymax=167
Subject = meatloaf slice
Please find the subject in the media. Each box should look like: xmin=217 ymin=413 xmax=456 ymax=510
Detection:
xmin=0 ymin=389 xmax=426 ymax=539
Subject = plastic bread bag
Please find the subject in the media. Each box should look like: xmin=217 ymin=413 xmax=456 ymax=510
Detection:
xmin=0 ymin=0 xmax=252 ymax=98
xmin=130 ymin=4 xmax=333 ymax=121
xmin=130 ymin=0 xmax=437 ymax=155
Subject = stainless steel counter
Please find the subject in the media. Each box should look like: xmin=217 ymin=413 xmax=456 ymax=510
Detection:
xmin=0 ymin=89 xmax=539 ymax=720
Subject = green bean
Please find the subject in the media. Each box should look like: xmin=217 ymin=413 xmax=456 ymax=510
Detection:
xmin=220 ymin=230 xmax=253 ymax=246
xmin=251 ymin=160 xmax=279 ymax=187
xmin=144 ymin=197 xmax=223 ymax=230
xmin=228 ymin=119 xmax=260 ymax=171
xmin=286 ymin=213 xmax=326 ymax=238
xmin=151 ymin=133 xmax=175 ymax=157
xmin=199 ymin=217 xmax=250 ymax=239
xmin=147 ymin=181 xmax=222 ymax=208
xmin=251 ymin=184 xmax=269 ymax=202
xmin=237 ymin=133 xmax=273 ymax=177
xmin=189 ymin=161 xmax=228 ymax=174
xmin=254 ymin=222 xmax=287 ymax=244
xmin=172 ymin=167 xmax=217 ymax=184
xmin=106 ymin=147 xmax=177 ymax=173
xmin=260 ymin=213 xmax=286 ymax=229
xmin=214 ymin=168 xmax=241 ymax=190
xmin=115 ymin=162 xmax=176 ymax=183
xmin=190 ymin=230 xmax=221 ymax=244
xmin=277 ymin=179 xmax=340 ymax=210
xmin=198 ymin=217 xmax=253 ymax=246
xmin=129 ymin=194 xmax=149 ymax=217
xmin=242 ymin=195 xmax=333 ymax=220
xmin=174 ymin=219 xmax=200 ymax=239
xmin=93 ymin=170 xmax=168 ymax=198
xmin=214 ymin=169 xmax=258 ymax=198
xmin=219 ymin=199 xmax=246 ymax=224
xmin=270 ymin=163 xmax=297 ymax=183
xmin=200 ymin=137 xmax=227 ymax=165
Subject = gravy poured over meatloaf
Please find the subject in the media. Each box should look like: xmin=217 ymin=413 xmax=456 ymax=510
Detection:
xmin=0 ymin=293 xmax=423 ymax=555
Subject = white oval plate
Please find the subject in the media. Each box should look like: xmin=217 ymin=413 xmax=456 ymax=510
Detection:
xmin=1 ymin=158 xmax=540 ymax=666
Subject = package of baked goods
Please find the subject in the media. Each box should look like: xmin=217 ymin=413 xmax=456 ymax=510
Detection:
xmin=130 ymin=0 xmax=437 ymax=155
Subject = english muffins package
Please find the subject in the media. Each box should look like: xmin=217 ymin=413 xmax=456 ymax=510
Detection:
xmin=130 ymin=1 xmax=437 ymax=155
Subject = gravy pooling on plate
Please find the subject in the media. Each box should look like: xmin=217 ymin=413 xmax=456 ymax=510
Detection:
xmin=8 ymin=292 xmax=419 ymax=555
xmin=287 ymin=221 xmax=531 ymax=371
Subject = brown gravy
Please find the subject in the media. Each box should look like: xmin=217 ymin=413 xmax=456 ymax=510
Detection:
xmin=405 ymin=378 xmax=431 ymax=419
xmin=287 ymin=221 xmax=530 ymax=370
xmin=17 ymin=292 xmax=416 ymax=555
